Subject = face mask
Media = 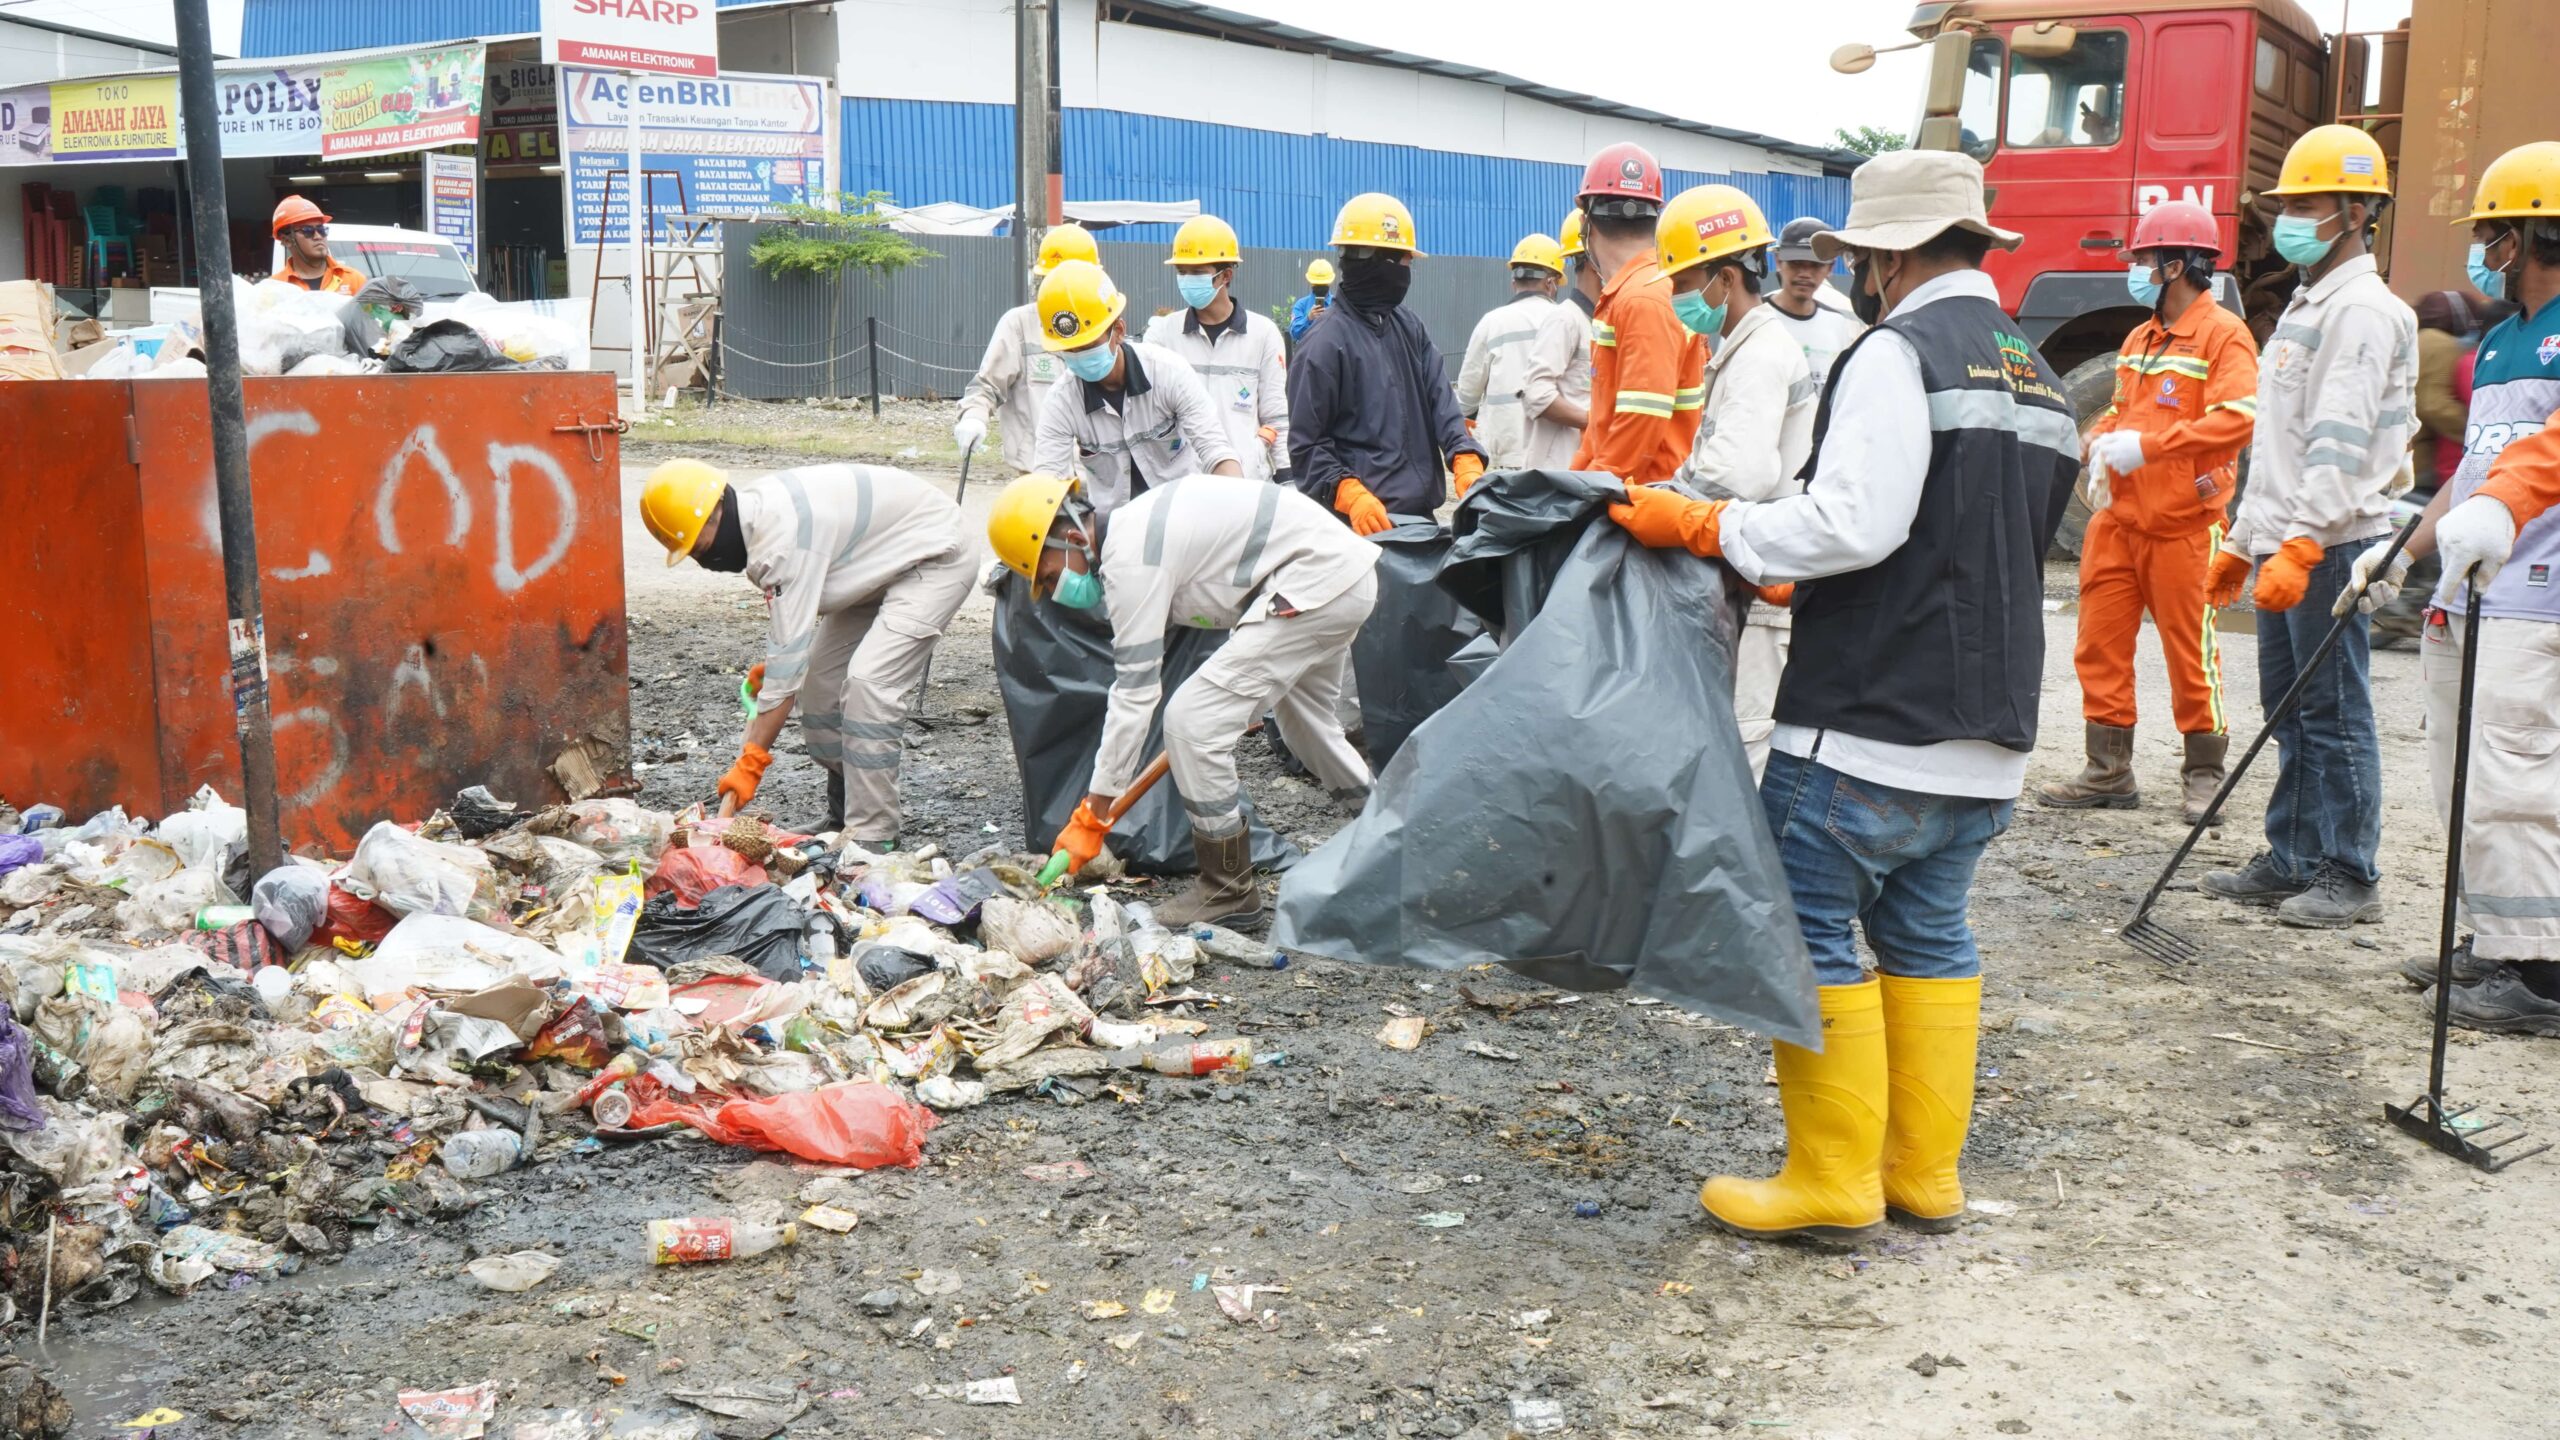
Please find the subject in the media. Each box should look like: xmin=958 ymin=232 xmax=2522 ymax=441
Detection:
xmin=1177 ymin=274 xmax=1220 ymax=310
xmin=2125 ymin=261 xmax=2163 ymax=308
xmin=1672 ymin=287 xmax=1726 ymax=338
xmin=1848 ymin=255 xmax=1884 ymax=326
xmin=2468 ymin=238 xmax=2512 ymax=301
xmin=1051 ymin=566 xmax=1102 ymax=610
xmin=1063 ymin=341 xmax=1116 ymax=383
xmin=1339 ymin=255 xmax=1413 ymax=311
xmin=695 ymin=494 xmax=749 ymax=573
xmin=2271 ymin=212 xmax=2339 ymax=267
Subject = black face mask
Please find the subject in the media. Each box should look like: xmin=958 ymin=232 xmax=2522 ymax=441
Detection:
xmin=1339 ymin=255 xmax=1413 ymax=312
xmin=1849 ymin=254 xmax=1884 ymax=326
xmin=696 ymin=491 xmax=749 ymax=573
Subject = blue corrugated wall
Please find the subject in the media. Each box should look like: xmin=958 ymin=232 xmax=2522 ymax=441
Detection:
xmin=844 ymin=97 xmax=1853 ymax=261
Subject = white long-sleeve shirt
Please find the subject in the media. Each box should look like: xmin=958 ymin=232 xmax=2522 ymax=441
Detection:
xmin=1454 ymin=292 xmax=1558 ymax=470
xmin=1526 ymin=294 xmax=1593 ymax=469
xmin=1089 ymin=475 xmax=1379 ymax=796
xmin=2230 ymin=254 xmax=2417 ymax=556
xmin=958 ymin=303 xmax=1064 ymax=474
xmin=1032 ymin=340 xmax=1240 ymax=516
xmin=737 ymin=465 xmax=968 ymax=709
xmin=1717 ymin=268 xmax=2032 ymax=801
xmin=1678 ymin=302 xmax=1817 ymax=632
xmin=1143 ymin=305 xmax=1289 ymax=480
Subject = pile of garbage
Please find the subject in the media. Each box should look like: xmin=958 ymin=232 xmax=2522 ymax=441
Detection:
xmin=0 ymin=784 xmax=1274 ymax=1315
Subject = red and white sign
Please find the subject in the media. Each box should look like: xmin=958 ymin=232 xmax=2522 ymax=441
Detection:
xmin=539 ymin=0 xmax=719 ymax=79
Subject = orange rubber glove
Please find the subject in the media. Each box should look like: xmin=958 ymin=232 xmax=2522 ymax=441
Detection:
xmin=2205 ymin=548 xmax=2253 ymax=609
xmin=2251 ymin=536 xmax=2326 ymax=613
xmin=1754 ymin=582 xmax=1795 ymax=607
xmin=1609 ymin=483 xmax=1728 ymax=557
xmin=745 ymin=662 xmax=765 ymax=699
xmin=1256 ymin=425 xmax=1277 ymax=446
xmin=716 ymin=742 xmax=773 ymax=811
xmin=1053 ymin=799 xmax=1111 ymax=877
xmin=1451 ymin=453 xmax=1485 ymax=499
xmin=1334 ymin=477 xmax=1391 ymax=537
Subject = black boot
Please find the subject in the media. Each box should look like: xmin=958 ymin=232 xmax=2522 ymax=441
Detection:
xmin=2400 ymin=936 xmax=2492 ymax=988
xmin=2445 ymin=965 xmax=2560 ymax=1038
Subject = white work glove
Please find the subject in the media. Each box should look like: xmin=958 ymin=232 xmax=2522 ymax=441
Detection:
xmin=2438 ymin=495 xmax=2520 ymax=589
xmin=2083 ymin=462 xmax=2112 ymax=513
xmin=2332 ymin=542 xmax=2413 ymax=617
xmin=2091 ymin=430 xmax=2146 ymax=478
xmin=952 ymin=409 xmax=988 ymax=455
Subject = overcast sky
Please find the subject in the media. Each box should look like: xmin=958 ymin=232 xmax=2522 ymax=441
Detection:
xmin=8 ymin=0 xmax=2415 ymax=151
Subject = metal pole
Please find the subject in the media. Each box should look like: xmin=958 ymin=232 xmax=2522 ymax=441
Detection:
xmin=175 ymin=0 xmax=284 ymax=880
xmin=1013 ymin=0 xmax=1050 ymax=306
xmin=867 ymin=315 xmax=882 ymax=418
xmin=625 ymin=70 xmax=648 ymax=417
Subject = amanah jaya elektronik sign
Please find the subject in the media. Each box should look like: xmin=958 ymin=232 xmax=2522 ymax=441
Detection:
xmin=539 ymin=0 xmax=721 ymax=79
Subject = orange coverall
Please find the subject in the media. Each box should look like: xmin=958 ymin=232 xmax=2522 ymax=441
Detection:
xmin=2075 ymin=291 xmax=2260 ymax=736
xmin=1570 ymin=248 xmax=1706 ymax=486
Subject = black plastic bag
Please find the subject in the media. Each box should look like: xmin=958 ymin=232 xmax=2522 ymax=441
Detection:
xmin=990 ymin=572 xmax=1297 ymax=876
xmin=629 ymin=884 xmax=803 ymax=981
xmin=1272 ymin=468 xmax=1818 ymax=1048
xmin=386 ymin=319 xmax=519 ymax=374
xmin=1349 ymin=518 xmax=1479 ymax=769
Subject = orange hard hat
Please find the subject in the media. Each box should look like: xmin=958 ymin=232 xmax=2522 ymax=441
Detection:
xmin=272 ymin=195 xmax=331 ymax=235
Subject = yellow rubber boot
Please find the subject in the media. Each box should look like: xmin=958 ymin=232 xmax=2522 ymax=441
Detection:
xmin=1879 ymin=973 xmax=1982 ymax=1232
xmin=1700 ymin=980 xmax=1886 ymax=1245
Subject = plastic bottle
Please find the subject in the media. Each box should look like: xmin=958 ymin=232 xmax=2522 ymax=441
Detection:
xmin=589 ymin=1083 xmax=635 ymax=1129
xmin=195 ymin=904 xmax=256 ymax=930
xmin=647 ymin=1217 xmax=798 ymax=1265
xmin=440 ymin=1129 xmax=524 ymax=1178
xmin=1106 ymin=1037 xmax=1254 ymax=1077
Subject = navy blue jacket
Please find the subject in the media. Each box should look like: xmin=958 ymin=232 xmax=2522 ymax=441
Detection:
xmin=1288 ymin=298 xmax=1482 ymax=518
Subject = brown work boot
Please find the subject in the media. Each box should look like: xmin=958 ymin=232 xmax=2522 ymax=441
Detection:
xmin=1154 ymin=828 xmax=1263 ymax=929
xmin=2035 ymin=723 xmax=2137 ymax=809
xmin=2179 ymin=731 xmax=2229 ymax=825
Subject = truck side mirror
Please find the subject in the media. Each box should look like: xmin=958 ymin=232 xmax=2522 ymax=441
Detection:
xmin=1922 ymin=31 xmax=1973 ymax=116
xmin=1830 ymin=43 xmax=1878 ymax=75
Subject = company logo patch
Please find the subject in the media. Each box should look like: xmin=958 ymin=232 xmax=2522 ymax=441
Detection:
xmin=1694 ymin=209 xmax=1748 ymax=244
xmin=2540 ymin=333 xmax=2560 ymax=365
xmin=1620 ymin=157 xmax=1645 ymax=182
xmin=2533 ymin=564 xmax=2551 ymax=590
xmin=2157 ymin=375 xmax=2182 ymax=408
xmin=2341 ymin=153 xmax=2375 ymax=176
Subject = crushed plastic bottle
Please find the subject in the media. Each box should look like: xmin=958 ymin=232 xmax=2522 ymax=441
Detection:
xmin=1106 ymin=1037 xmax=1254 ymax=1077
xmin=440 ymin=1128 xmax=524 ymax=1178
xmin=647 ymin=1217 xmax=798 ymax=1264
xmin=1189 ymin=922 xmax=1284 ymax=969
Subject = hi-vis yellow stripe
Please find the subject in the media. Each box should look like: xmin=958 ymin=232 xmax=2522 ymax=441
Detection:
xmin=2200 ymin=521 xmax=2229 ymax=733
xmin=1592 ymin=322 xmax=1619 ymax=348
xmin=1672 ymin=385 xmax=1705 ymax=412
xmin=1616 ymin=389 xmax=1674 ymax=418
xmin=2207 ymin=397 xmax=2257 ymax=417
xmin=2118 ymin=352 xmax=2211 ymax=380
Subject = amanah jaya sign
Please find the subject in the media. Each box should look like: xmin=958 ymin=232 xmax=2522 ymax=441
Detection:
xmin=319 ymin=47 xmax=487 ymax=160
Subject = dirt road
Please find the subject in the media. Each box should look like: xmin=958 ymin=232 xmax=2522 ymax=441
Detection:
xmin=41 ymin=410 xmax=2557 ymax=1439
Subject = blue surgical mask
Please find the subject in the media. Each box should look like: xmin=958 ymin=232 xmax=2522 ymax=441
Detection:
xmin=1177 ymin=274 xmax=1220 ymax=310
xmin=1062 ymin=342 xmax=1116 ymax=383
xmin=1051 ymin=566 xmax=1102 ymax=610
xmin=1672 ymin=289 xmax=1726 ymax=338
xmin=2125 ymin=261 xmax=2163 ymax=308
xmin=2468 ymin=239 xmax=2510 ymax=301
xmin=2271 ymin=212 xmax=2337 ymax=268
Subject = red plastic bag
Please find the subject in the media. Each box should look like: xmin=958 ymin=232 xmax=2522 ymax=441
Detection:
xmin=630 ymin=1082 xmax=934 ymax=1169
xmin=646 ymin=846 xmax=768 ymax=908
xmin=311 ymin=881 xmax=396 ymax=949
xmin=187 ymin=920 xmax=284 ymax=971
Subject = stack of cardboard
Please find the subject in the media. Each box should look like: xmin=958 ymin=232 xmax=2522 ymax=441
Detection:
xmin=0 ymin=282 xmax=65 ymax=382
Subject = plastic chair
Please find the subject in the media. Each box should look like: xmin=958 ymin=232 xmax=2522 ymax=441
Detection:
xmin=83 ymin=204 xmax=131 ymax=282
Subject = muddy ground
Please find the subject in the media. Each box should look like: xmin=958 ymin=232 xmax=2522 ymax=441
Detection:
xmin=37 ymin=403 xmax=2560 ymax=1439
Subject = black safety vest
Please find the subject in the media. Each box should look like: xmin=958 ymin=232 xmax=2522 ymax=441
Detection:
xmin=1774 ymin=290 xmax=2079 ymax=753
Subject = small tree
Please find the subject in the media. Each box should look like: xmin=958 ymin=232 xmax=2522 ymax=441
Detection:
xmin=748 ymin=192 xmax=936 ymax=399
xmin=1833 ymin=125 xmax=1909 ymax=157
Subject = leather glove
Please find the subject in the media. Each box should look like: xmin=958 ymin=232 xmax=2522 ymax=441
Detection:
xmin=1334 ymin=477 xmax=1391 ymax=537
xmin=2332 ymin=544 xmax=2413 ymax=618
xmin=2438 ymin=496 xmax=2519 ymax=588
xmin=2251 ymin=536 xmax=2326 ymax=613
xmin=1754 ymin=582 xmax=1796 ymax=607
xmin=2091 ymin=430 xmax=2146 ymax=478
xmin=952 ymin=410 xmax=988 ymax=455
xmin=1609 ymin=483 xmax=1727 ymax=557
xmin=1451 ymin=453 xmax=1485 ymax=499
xmin=2205 ymin=546 xmax=2253 ymax=609
xmin=716 ymin=742 xmax=773 ymax=813
xmin=1052 ymin=799 xmax=1111 ymax=877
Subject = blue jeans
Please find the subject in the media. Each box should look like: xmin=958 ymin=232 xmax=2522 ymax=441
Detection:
xmin=2257 ymin=537 xmax=2382 ymax=886
xmin=1760 ymin=750 xmax=2016 ymax=987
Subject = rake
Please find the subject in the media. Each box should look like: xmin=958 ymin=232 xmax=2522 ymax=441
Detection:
xmin=2118 ymin=518 xmax=2420 ymax=964
xmin=2385 ymin=589 xmax=2549 ymax=1172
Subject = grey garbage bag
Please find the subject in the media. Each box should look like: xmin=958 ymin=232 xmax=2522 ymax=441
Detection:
xmin=1348 ymin=518 xmax=1480 ymax=769
xmin=1271 ymin=467 xmax=1818 ymax=1048
xmin=990 ymin=572 xmax=1298 ymax=876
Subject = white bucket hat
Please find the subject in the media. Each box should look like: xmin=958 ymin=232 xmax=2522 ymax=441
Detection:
xmin=1811 ymin=150 xmax=2023 ymax=262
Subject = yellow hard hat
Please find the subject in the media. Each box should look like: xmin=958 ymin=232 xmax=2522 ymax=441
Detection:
xmin=1166 ymin=214 xmax=1241 ymax=266
xmin=1559 ymin=208 xmax=1586 ymax=258
xmin=1508 ymin=233 xmax=1565 ymax=276
xmin=1331 ymin=192 xmax=1422 ymax=254
xmin=1037 ymin=259 xmax=1127 ymax=352
xmin=1035 ymin=223 xmax=1099 ymax=278
xmin=2460 ymin=140 xmax=2560 ymax=224
xmin=2267 ymin=124 xmax=2392 ymax=196
xmin=1305 ymin=257 xmax=1336 ymax=286
xmin=1656 ymin=184 xmax=1775 ymax=278
xmin=639 ymin=459 xmax=729 ymax=568
xmin=987 ymin=471 xmax=1081 ymax=588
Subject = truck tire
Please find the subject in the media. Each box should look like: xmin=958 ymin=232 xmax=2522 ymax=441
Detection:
xmin=2047 ymin=354 xmax=2117 ymax=561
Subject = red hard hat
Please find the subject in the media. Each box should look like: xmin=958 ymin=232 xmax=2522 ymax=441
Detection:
xmin=2130 ymin=200 xmax=2222 ymax=257
xmin=272 ymin=194 xmax=331 ymax=235
xmin=1579 ymin=142 xmax=1665 ymax=214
